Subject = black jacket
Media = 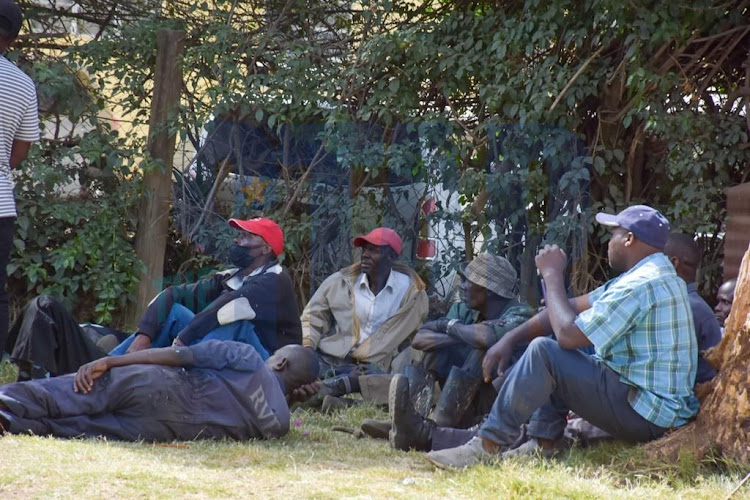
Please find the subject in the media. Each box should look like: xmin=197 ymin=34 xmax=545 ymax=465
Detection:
xmin=137 ymin=261 xmax=301 ymax=351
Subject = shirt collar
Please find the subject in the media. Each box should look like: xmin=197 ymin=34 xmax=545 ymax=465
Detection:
xmin=357 ymin=269 xmax=397 ymax=293
xmin=685 ymin=281 xmax=698 ymax=293
xmin=625 ymin=252 xmax=671 ymax=276
xmin=225 ymin=260 xmax=281 ymax=290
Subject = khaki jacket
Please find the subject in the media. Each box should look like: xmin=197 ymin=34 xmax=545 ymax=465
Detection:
xmin=301 ymin=262 xmax=428 ymax=367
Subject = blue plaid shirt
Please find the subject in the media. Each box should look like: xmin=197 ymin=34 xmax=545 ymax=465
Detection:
xmin=574 ymin=253 xmax=699 ymax=428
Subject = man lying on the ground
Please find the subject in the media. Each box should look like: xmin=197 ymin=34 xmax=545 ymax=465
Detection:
xmin=421 ymin=205 xmax=698 ymax=469
xmin=0 ymin=340 xmax=318 ymax=441
xmin=664 ymin=233 xmax=722 ymax=383
xmin=4 ymin=217 xmax=301 ymax=381
xmin=714 ymin=278 xmax=737 ymax=332
xmin=300 ymin=227 xmax=428 ymax=383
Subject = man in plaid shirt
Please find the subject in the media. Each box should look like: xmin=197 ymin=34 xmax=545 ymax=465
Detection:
xmin=426 ymin=205 xmax=699 ymax=469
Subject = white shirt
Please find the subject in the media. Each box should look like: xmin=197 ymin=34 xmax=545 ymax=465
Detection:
xmin=0 ymin=56 xmax=40 ymax=218
xmin=353 ymin=269 xmax=410 ymax=341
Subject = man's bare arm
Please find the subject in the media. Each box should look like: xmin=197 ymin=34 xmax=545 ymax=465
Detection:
xmin=536 ymin=245 xmax=592 ymax=349
xmin=481 ymin=295 xmax=591 ymax=382
xmin=74 ymin=346 xmax=194 ymax=393
xmin=10 ymin=140 xmax=32 ymax=169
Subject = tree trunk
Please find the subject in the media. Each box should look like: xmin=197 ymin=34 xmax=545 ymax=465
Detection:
xmin=125 ymin=29 xmax=185 ymax=327
xmin=645 ymin=244 xmax=750 ymax=463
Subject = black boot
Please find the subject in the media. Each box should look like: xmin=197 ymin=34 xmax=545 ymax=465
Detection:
xmin=429 ymin=366 xmax=481 ymax=428
xmin=389 ymin=374 xmax=434 ymax=451
xmin=402 ymin=364 xmax=435 ymax=417
xmin=320 ymin=373 xmax=357 ymax=397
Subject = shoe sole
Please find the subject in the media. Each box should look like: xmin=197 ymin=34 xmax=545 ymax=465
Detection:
xmin=425 ymin=454 xmax=461 ymax=470
xmin=388 ymin=374 xmax=410 ymax=450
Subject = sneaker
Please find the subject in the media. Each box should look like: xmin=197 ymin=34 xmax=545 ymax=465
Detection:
xmin=425 ymin=436 xmax=499 ymax=469
xmin=501 ymin=437 xmax=566 ymax=459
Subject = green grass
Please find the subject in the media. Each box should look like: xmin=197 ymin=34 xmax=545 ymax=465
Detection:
xmin=0 ymin=360 xmax=746 ymax=499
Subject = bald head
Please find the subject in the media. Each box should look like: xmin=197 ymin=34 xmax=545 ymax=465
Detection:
xmin=714 ymin=279 xmax=737 ymax=327
xmin=664 ymin=233 xmax=701 ymax=283
xmin=265 ymin=345 xmax=319 ymax=394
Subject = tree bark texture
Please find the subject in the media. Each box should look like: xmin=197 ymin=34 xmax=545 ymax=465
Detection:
xmin=127 ymin=29 xmax=185 ymax=326
xmin=645 ymin=244 xmax=750 ymax=463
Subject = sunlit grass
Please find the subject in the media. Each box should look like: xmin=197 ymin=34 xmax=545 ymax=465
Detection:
xmin=0 ymin=359 xmax=746 ymax=498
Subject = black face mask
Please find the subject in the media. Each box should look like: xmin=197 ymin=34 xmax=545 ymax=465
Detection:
xmin=229 ymin=244 xmax=260 ymax=269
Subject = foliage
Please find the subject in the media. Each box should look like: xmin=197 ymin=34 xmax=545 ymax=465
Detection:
xmin=7 ymin=42 xmax=146 ymax=324
xmin=8 ymin=0 xmax=750 ymax=321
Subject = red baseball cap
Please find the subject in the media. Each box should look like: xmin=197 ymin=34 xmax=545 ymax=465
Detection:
xmin=228 ymin=217 xmax=284 ymax=256
xmin=353 ymin=227 xmax=402 ymax=256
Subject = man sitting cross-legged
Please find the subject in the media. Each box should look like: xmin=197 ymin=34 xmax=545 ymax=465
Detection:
xmin=0 ymin=340 xmax=318 ymax=441
xmin=298 ymin=227 xmax=428 ymax=407
xmin=424 ymin=205 xmax=699 ymax=468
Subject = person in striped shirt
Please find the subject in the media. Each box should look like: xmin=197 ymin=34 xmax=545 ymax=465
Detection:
xmin=0 ymin=0 xmax=40 ymax=355
xmin=426 ymin=205 xmax=699 ymax=469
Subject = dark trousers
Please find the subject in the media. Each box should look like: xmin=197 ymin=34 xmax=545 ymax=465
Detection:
xmin=0 ymin=217 xmax=14 ymax=356
xmin=5 ymin=295 xmax=111 ymax=376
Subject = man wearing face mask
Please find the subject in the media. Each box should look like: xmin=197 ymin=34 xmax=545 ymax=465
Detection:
xmin=4 ymin=218 xmax=301 ymax=380
xmin=110 ymin=217 xmax=301 ymax=357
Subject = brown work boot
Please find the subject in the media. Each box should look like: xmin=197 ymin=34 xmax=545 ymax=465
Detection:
xmin=360 ymin=418 xmax=390 ymax=440
xmin=321 ymin=395 xmax=360 ymax=414
xmin=388 ymin=374 xmax=434 ymax=451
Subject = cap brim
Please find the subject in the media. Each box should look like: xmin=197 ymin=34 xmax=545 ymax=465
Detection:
xmin=353 ymin=235 xmax=389 ymax=248
xmin=228 ymin=219 xmax=264 ymax=238
xmin=595 ymin=213 xmax=620 ymax=227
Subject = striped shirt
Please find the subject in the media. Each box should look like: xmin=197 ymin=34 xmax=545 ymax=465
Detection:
xmin=575 ymin=252 xmax=699 ymax=428
xmin=0 ymin=56 xmax=40 ymax=218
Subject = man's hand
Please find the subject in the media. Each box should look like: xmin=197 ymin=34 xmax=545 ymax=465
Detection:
xmin=287 ymin=381 xmax=321 ymax=404
xmin=535 ymin=245 xmax=567 ymax=278
xmin=482 ymin=334 xmax=515 ymax=383
xmin=74 ymin=358 xmax=110 ymax=394
xmin=126 ymin=333 xmax=152 ymax=353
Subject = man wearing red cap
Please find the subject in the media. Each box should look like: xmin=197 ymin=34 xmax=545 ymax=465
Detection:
xmin=4 ymin=218 xmax=301 ymax=380
xmin=110 ymin=217 xmax=300 ymax=356
xmin=300 ymin=227 xmax=428 ymax=390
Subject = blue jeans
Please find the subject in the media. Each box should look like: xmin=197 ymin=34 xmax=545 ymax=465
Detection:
xmin=109 ymin=304 xmax=270 ymax=360
xmin=479 ymin=337 xmax=666 ymax=448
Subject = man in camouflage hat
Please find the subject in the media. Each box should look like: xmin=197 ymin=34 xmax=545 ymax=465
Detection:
xmin=360 ymin=253 xmax=535 ymax=451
